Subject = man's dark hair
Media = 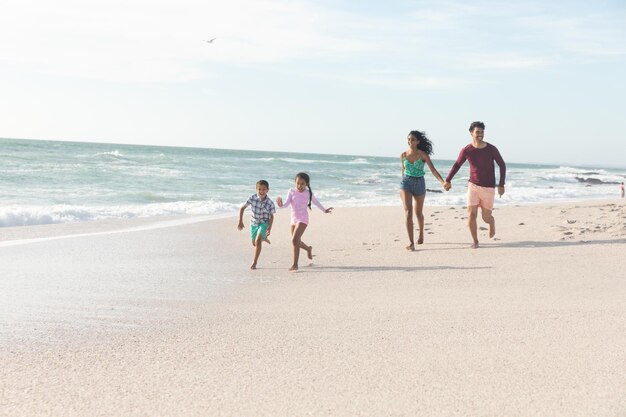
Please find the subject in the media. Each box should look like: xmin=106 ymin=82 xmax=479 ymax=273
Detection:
xmin=469 ymin=121 xmax=486 ymax=132
xmin=256 ymin=179 xmax=269 ymax=189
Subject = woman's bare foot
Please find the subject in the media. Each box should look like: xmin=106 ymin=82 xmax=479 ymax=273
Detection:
xmin=417 ymin=236 xmax=424 ymax=245
xmin=306 ymin=246 xmax=313 ymax=260
xmin=289 ymin=265 xmax=298 ymax=271
xmin=489 ymin=219 xmax=496 ymax=238
xmin=406 ymin=243 xmax=415 ymax=251
xmin=250 ymin=263 xmax=257 ymax=270
xmin=470 ymin=242 xmax=479 ymax=249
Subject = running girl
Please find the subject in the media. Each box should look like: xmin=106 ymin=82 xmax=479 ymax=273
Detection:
xmin=276 ymin=172 xmax=333 ymax=271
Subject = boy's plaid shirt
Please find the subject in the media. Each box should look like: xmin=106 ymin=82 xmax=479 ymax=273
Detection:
xmin=244 ymin=194 xmax=276 ymax=225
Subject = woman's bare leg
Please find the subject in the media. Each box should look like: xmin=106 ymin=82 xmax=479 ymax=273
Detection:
xmin=414 ymin=194 xmax=425 ymax=244
xmin=400 ymin=190 xmax=415 ymax=250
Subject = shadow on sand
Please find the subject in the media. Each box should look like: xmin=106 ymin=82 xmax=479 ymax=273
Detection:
xmin=297 ymin=265 xmax=492 ymax=273
xmin=412 ymin=238 xmax=626 ymax=251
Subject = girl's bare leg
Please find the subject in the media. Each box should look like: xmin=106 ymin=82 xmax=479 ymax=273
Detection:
xmin=400 ymin=190 xmax=415 ymax=250
xmin=298 ymin=240 xmax=313 ymax=260
xmin=414 ymin=194 xmax=425 ymax=244
xmin=290 ymin=223 xmax=308 ymax=271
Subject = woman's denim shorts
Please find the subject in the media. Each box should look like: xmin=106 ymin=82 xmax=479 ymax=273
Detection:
xmin=400 ymin=175 xmax=426 ymax=196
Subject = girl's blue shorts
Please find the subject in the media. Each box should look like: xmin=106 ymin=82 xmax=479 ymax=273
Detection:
xmin=400 ymin=175 xmax=426 ymax=197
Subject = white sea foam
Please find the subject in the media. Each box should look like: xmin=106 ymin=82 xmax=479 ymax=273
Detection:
xmin=2 ymin=138 xmax=625 ymax=228
xmin=95 ymin=150 xmax=124 ymax=158
xmin=0 ymin=201 xmax=239 ymax=228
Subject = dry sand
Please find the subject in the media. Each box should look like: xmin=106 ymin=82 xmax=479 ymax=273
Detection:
xmin=1 ymin=200 xmax=625 ymax=416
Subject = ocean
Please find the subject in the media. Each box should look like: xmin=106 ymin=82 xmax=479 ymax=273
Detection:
xmin=1 ymin=138 xmax=624 ymax=228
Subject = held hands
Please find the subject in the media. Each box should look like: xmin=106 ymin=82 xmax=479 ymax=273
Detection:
xmin=443 ymin=181 xmax=452 ymax=191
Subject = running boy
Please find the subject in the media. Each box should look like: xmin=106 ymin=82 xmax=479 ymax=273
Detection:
xmin=238 ymin=179 xmax=276 ymax=269
xmin=444 ymin=121 xmax=506 ymax=248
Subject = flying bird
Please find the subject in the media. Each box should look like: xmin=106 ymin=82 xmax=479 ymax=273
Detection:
xmin=206 ymin=38 xmax=216 ymax=43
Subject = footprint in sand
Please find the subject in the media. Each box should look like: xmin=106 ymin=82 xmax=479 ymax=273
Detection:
xmin=518 ymin=222 xmax=525 ymax=225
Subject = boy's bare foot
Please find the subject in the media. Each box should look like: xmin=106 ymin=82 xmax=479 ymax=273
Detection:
xmin=406 ymin=243 xmax=415 ymax=251
xmin=306 ymin=246 xmax=313 ymax=260
xmin=489 ymin=219 xmax=496 ymax=238
xmin=263 ymin=237 xmax=271 ymax=244
xmin=250 ymin=264 xmax=257 ymax=270
xmin=471 ymin=242 xmax=479 ymax=249
xmin=289 ymin=265 xmax=298 ymax=271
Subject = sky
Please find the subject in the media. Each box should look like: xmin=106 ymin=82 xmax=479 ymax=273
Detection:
xmin=1 ymin=0 xmax=625 ymax=167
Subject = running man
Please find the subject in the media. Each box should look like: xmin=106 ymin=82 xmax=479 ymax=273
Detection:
xmin=444 ymin=121 xmax=506 ymax=248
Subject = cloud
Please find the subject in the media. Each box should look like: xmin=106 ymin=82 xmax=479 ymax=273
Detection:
xmin=305 ymin=70 xmax=473 ymax=90
xmin=460 ymin=53 xmax=553 ymax=70
xmin=0 ymin=0 xmax=377 ymax=82
xmin=1 ymin=0 xmax=624 ymax=85
xmin=516 ymin=9 xmax=626 ymax=58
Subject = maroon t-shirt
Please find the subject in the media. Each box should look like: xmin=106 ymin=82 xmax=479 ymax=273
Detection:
xmin=446 ymin=143 xmax=506 ymax=187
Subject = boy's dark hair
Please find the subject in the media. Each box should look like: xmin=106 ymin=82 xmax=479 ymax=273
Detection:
xmin=256 ymin=179 xmax=269 ymax=189
xmin=408 ymin=130 xmax=434 ymax=155
xmin=469 ymin=121 xmax=485 ymax=132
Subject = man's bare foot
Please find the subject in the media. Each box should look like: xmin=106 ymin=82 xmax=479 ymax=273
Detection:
xmin=470 ymin=242 xmax=479 ymax=249
xmin=250 ymin=264 xmax=257 ymax=270
xmin=417 ymin=236 xmax=424 ymax=245
xmin=489 ymin=219 xmax=496 ymax=238
xmin=406 ymin=243 xmax=415 ymax=251
xmin=289 ymin=265 xmax=298 ymax=271
xmin=306 ymin=246 xmax=313 ymax=260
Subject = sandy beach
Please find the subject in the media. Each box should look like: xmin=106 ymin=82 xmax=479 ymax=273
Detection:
xmin=1 ymin=200 xmax=625 ymax=416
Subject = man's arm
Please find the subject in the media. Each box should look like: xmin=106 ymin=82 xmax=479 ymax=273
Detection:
xmin=493 ymin=147 xmax=506 ymax=187
xmin=444 ymin=148 xmax=467 ymax=189
xmin=493 ymin=146 xmax=506 ymax=196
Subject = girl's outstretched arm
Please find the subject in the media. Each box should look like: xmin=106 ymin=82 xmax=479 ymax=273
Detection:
xmin=311 ymin=194 xmax=332 ymax=213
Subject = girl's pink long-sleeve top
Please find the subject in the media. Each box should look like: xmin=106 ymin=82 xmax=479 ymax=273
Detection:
xmin=281 ymin=188 xmax=326 ymax=225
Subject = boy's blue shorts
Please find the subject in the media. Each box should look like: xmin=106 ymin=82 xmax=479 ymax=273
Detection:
xmin=250 ymin=222 xmax=269 ymax=241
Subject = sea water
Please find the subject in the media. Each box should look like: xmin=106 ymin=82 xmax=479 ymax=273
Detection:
xmin=1 ymin=137 xmax=624 ymax=227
